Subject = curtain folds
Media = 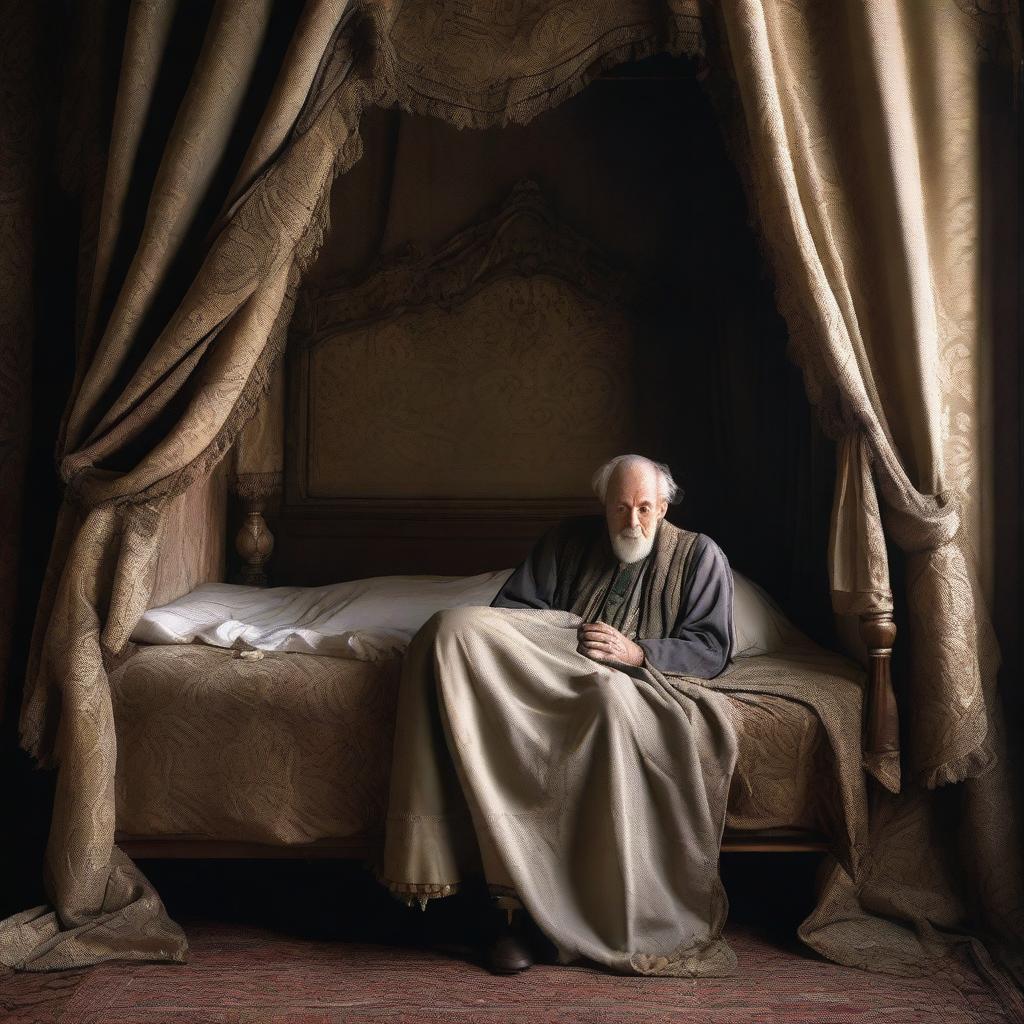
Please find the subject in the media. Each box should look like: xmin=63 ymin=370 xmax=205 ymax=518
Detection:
xmin=0 ymin=0 xmax=1019 ymax=991
xmin=0 ymin=0 xmax=708 ymax=972
xmin=710 ymin=0 xmax=1021 ymax=984
xmin=712 ymin=0 xmax=998 ymax=792
xmin=2 ymin=0 xmax=378 ymax=970
xmin=829 ymin=433 xmax=893 ymax=618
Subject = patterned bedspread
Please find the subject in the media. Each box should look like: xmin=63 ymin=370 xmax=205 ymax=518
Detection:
xmin=110 ymin=641 xmax=863 ymax=850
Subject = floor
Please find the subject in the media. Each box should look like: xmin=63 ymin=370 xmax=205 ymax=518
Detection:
xmin=0 ymin=858 xmax=1016 ymax=1024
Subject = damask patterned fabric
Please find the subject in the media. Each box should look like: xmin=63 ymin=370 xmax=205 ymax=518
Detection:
xmin=709 ymin=0 xmax=996 ymax=793
xmin=112 ymin=644 xmax=402 ymax=845
xmin=706 ymin=0 xmax=1022 ymax=986
xmin=107 ymin=642 xmax=841 ymax=851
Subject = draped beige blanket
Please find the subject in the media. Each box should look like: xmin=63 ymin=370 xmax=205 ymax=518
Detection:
xmin=381 ymin=605 xmax=740 ymax=977
xmin=379 ymin=596 xmax=883 ymax=977
xmin=380 ymin=519 xmax=875 ymax=976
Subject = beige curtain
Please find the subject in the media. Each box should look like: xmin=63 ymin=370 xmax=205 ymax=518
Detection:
xmin=232 ymin=358 xmax=285 ymax=501
xmin=711 ymin=0 xmax=1003 ymax=792
xmin=709 ymin=0 xmax=1022 ymax=984
xmin=0 ymin=0 xmax=706 ymax=971
xmin=0 ymin=0 xmax=382 ymax=971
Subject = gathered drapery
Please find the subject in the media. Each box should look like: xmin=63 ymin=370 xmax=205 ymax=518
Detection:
xmin=0 ymin=0 xmax=707 ymax=972
xmin=712 ymin=1 xmax=998 ymax=794
xmin=0 ymin=0 xmax=383 ymax=970
xmin=710 ymin=0 xmax=1021 ymax=984
xmin=0 ymin=0 xmax=1018 ymax=996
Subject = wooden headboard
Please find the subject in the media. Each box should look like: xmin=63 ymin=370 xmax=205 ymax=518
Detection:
xmin=268 ymin=181 xmax=648 ymax=584
xmin=230 ymin=180 xmax=899 ymax=775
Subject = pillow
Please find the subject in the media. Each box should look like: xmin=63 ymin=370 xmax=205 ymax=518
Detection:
xmin=130 ymin=570 xmax=515 ymax=661
xmin=731 ymin=571 xmax=808 ymax=657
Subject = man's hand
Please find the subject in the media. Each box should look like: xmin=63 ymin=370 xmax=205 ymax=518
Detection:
xmin=577 ymin=622 xmax=645 ymax=667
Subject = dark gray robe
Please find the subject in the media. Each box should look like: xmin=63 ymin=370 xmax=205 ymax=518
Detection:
xmin=492 ymin=516 xmax=734 ymax=677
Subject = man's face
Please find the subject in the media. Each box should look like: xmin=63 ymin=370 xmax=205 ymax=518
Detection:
xmin=605 ymin=462 xmax=668 ymax=564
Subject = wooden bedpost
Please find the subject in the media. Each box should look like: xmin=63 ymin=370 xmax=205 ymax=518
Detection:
xmin=859 ymin=611 xmax=899 ymax=760
xmin=235 ymin=494 xmax=275 ymax=587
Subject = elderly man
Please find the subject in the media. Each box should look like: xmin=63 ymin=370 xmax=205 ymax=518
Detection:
xmin=380 ymin=455 xmax=738 ymax=977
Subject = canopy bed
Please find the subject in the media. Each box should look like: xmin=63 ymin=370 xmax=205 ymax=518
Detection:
xmin=108 ymin=182 xmax=881 ymax=870
xmin=0 ymin=0 xmax=1017 ymax=1004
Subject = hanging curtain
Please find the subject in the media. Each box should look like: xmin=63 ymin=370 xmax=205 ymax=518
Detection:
xmin=706 ymin=0 xmax=1022 ymax=984
xmin=0 ymin=0 xmax=705 ymax=971
xmin=0 ymin=0 xmax=386 ymax=971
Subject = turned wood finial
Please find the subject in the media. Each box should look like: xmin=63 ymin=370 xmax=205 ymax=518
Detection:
xmin=859 ymin=611 xmax=899 ymax=758
xmin=860 ymin=611 xmax=897 ymax=652
xmin=235 ymin=495 xmax=274 ymax=587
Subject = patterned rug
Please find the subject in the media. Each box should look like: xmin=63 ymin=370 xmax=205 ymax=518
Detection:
xmin=3 ymin=922 xmax=1014 ymax=1023
xmin=0 ymin=859 xmax=1015 ymax=1023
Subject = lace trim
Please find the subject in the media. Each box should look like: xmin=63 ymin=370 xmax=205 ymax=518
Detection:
xmin=630 ymin=936 xmax=737 ymax=978
xmin=922 ymin=740 xmax=996 ymax=791
xmin=384 ymin=12 xmax=704 ymax=132
xmin=373 ymin=864 xmax=461 ymax=911
xmin=230 ymin=470 xmax=283 ymax=500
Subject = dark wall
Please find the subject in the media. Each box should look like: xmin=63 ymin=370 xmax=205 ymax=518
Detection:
xmin=302 ymin=56 xmax=838 ymax=643
xmin=0 ymin=0 xmax=80 ymax=916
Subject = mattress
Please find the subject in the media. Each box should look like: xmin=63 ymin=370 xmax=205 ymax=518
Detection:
xmin=110 ymin=641 xmax=859 ymax=848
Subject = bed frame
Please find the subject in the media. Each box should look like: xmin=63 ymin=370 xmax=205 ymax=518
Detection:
xmin=123 ymin=526 xmax=900 ymax=865
xmin=123 ymin=525 xmax=896 ymax=861
xmin=120 ymin=183 xmax=899 ymax=862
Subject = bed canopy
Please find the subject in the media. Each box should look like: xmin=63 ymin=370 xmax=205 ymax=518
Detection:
xmin=0 ymin=0 xmax=1019 ymax=991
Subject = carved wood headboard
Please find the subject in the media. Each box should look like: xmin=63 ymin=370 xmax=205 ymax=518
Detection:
xmin=233 ymin=180 xmax=899 ymax=771
xmin=269 ymin=181 xmax=648 ymax=584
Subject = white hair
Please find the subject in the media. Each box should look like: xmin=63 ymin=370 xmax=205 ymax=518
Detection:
xmin=591 ymin=454 xmax=682 ymax=505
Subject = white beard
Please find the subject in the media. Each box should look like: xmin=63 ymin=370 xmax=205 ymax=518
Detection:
xmin=610 ymin=526 xmax=656 ymax=565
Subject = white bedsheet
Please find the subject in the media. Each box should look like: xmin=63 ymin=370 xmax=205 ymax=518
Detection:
xmin=131 ymin=567 xmax=806 ymax=662
xmin=130 ymin=571 xmax=515 ymax=661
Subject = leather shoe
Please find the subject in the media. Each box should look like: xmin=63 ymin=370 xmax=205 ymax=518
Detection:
xmin=484 ymin=915 xmax=534 ymax=974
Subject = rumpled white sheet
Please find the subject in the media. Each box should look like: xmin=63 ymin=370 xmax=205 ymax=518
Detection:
xmin=130 ymin=568 xmax=805 ymax=662
xmin=130 ymin=571 xmax=515 ymax=661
